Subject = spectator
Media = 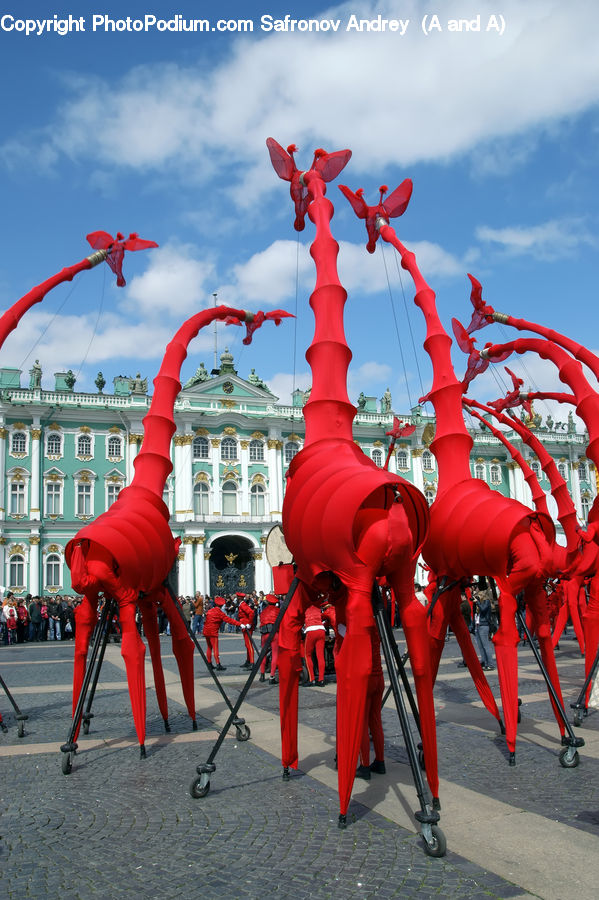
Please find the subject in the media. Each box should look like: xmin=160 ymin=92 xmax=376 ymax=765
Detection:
xmin=28 ymin=595 xmax=42 ymax=642
xmin=47 ymin=597 xmax=61 ymax=641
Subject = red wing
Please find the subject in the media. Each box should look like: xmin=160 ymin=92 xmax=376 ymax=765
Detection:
xmin=465 ymin=273 xmax=494 ymax=334
xmin=264 ymin=309 xmax=294 ymax=325
xmin=86 ymin=231 xmax=114 ymax=250
xmin=338 ymin=184 xmax=368 ymax=218
xmin=468 ymin=273 xmax=482 ymax=306
xmin=382 ymin=179 xmax=413 ymax=218
xmin=504 ymin=366 xmax=522 ymax=390
xmin=266 ymin=137 xmax=295 ymax=182
xmin=451 ymin=317 xmax=474 ymax=354
xmin=314 ymin=149 xmax=352 ymax=182
xmin=122 ymin=235 xmax=159 ymax=252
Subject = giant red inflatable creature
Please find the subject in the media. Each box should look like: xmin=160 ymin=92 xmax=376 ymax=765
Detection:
xmin=64 ymin=305 xmax=290 ymax=762
xmin=267 ymin=140 xmax=435 ymax=832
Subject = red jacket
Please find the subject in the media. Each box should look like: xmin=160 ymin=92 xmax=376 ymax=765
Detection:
xmin=260 ymin=601 xmax=279 ymax=627
xmin=304 ymin=604 xmax=325 ymax=629
xmin=238 ymin=601 xmax=255 ymax=629
xmin=203 ymin=606 xmax=240 ymax=638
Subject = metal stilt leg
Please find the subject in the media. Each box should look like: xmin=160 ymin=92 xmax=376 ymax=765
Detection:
xmin=0 ymin=673 xmax=29 ymax=737
xmin=190 ymin=579 xmax=299 ymax=799
xmin=571 ymin=642 xmax=599 ymax=726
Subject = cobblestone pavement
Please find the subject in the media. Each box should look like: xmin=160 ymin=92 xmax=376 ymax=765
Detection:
xmin=1 ymin=632 xmax=597 ymax=900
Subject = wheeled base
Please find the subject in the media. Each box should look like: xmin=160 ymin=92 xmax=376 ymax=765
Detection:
xmin=0 ymin=673 xmax=29 ymax=737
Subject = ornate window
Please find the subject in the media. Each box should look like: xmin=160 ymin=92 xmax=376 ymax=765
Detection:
xmin=397 ymin=449 xmax=409 ymax=469
xmin=9 ymin=481 xmax=26 ymax=516
xmin=194 ymin=482 xmax=210 ymax=516
xmin=372 ymin=449 xmax=383 ymax=467
xmin=46 ymin=433 xmax=62 ymax=457
xmin=531 ymin=460 xmax=541 ymax=479
xmin=45 ymin=553 xmax=61 ymax=588
xmin=490 ymin=464 xmax=501 ymax=484
xmin=424 ymin=487 xmax=435 ymax=506
xmin=581 ymin=495 xmax=590 ymax=522
xmin=107 ymin=435 xmax=123 ymax=459
xmin=193 ymin=436 xmax=209 ymax=459
xmin=11 ymin=431 xmax=27 ymax=454
xmin=558 ymin=462 xmax=568 ymax=481
xmin=579 ymin=460 xmax=588 ymax=481
xmin=221 ymin=437 xmax=238 ymax=461
xmin=284 ymin=442 xmax=299 ymax=465
xmin=107 ymin=482 xmax=122 ymax=508
xmin=474 ymin=463 xmax=485 ymax=480
xmin=222 ymin=480 xmax=238 ymax=515
xmin=45 ymin=480 xmax=62 ymax=516
xmin=77 ymin=434 xmax=92 ymax=458
xmin=249 ymin=439 xmax=264 ymax=462
xmin=77 ymin=482 xmax=92 ymax=516
xmin=250 ymin=483 xmax=265 ymax=516
xmin=9 ymin=554 xmax=24 ymax=589
xmin=422 ymin=450 xmax=434 ymax=471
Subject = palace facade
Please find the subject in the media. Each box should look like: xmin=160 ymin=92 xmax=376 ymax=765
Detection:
xmin=0 ymin=349 xmax=595 ymax=597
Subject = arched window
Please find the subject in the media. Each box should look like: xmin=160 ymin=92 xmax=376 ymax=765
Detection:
xmin=11 ymin=432 xmax=26 ymax=454
xmin=490 ymin=464 xmax=501 ymax=484
xmin=9 ymin=554 xmax=24 ymax=588
xmin=422 ymin=450 xmax=433 ymax=471
xmin=397 ymin=449 xmax=409 ymax=469
xmin=193 ymin=436 xmax=209 ymax=459
xmin=250 ymin=483 xmax=265 ymax=516
xmin=475 ymin=463 xmax=485 ymax=480
xmin=284 ymin=442 xmax=299 ymax=464
xmin=45 ymin=553 xmax=61 ymax=588
xmin=372 ymin=449 xmax=383 ymax=467
xmin=558 ymin=462 xmax=568 ymax=481
xmin=107 ymin=435 xmax=122 ymax=458
xmin=47 ymin=433 xmax=62 ymax=456
xmin=222 ymin=481 xmax=238 ymax=515
xmin=77 ymin=434 xmax=92 ymax=457
xmin=578 ymin=461 xmax=588 ymax=481
xmin=424 ymin=488 xmax=435 ymax=506
xmin=193 ymin=481 xmax=210 ymax=516
xmin=531 ymin=460 xmax=541 ymax=478
xmin=221 ymin=437 xmax=238 ymax=461
xmin=249 ymin=439 xmax=264 ymax=462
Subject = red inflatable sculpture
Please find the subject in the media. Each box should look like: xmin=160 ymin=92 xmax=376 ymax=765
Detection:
xmin=267 ymin=140 xmax=434 ymax=833
xmin=64 ymin=305 xmax=290 ymax=763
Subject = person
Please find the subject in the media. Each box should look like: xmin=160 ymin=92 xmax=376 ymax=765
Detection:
xmin=28 ymin=595 xmax=42 ymax=642
xmin=47 ymin=597 xmax=61 ymax=641
xmin=202 ymin=596 xmax=245 ymax=670
xmin=259 ymin=593 xmax=280 ymax=683
xmin=356 ymin=629 xmax=386 ymax=780
xmin=192 ymin=592 xmax=204 ymax=634
xmin=40 ymin=598 xmax=49 ymax=640
xmin=303 ymin=602 xmax=327 ymax=686
xmin=457 ymin=586 xmax=474 ymax=667
xmin=414 ymin=584 xmax=428 ymax=607
xmin=16 ymin=598 xmax=29 ymax=643
xmin=237 ymin=592 xmax=256 ymax=668
xmin=474 ymin=578 xmax=495 ymax=670
xmin=5 ymin=600 xmax=18 ymax=645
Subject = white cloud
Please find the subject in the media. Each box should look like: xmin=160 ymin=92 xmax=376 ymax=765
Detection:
xmin=4 ymin=1 xmax=599 ymax=186
xmin=265 ymin=370 xmax=311 ymax=405
xmin=227 ymin=240 xmax=312 ymax=305
xmin=476 ymin=218 xmax=597 ymax=260
xmin=123 ymin=244 xmax=217 ymax=316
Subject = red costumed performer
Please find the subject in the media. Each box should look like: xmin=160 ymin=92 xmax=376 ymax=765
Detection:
xmin=259 ymin=594 xmax=280 ymax=683
xmin=303 ymin=603 xmax=327 ymax=686
xmin=237 ymin=593 xmax=256 ymax=668
xmin=203 ymin=597 xmax=245 ymax=670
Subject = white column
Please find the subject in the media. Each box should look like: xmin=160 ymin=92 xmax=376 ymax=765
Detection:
xmin=29 ymin=536 xmax=40 ymax=595
xmin=174 ymin=435 xmax=193 ymax=522
xmin=210 ymin=439 xmax=221 ymax=513
xmin=204 ymin=545 xmax=212 ymax=595
xmin=181 ymin=538 xmax=195 ymax=594
xmin=0 ymin=426 xmax=6 ymax=521
xmin=388 ymin=448 xmax=397 ymax=475
xmin=195 ymin=537 xmax=207 ymax=593
xmin=507 ymin=461 xmax=517 ymax=501
xmin=240 ymin=440 xmax=250 ymax=513
xmin=30 ymin=426 xmax=41 ymax=521
xmin=571 ymin=462 xmax=582 ymax=518
xmin=411 ymin=449 xmax=424 ymax=493
xmin=127 ymin=433 xmax=141 ymax=485
xmin=267 ymin=439 xmax=281 ymax=513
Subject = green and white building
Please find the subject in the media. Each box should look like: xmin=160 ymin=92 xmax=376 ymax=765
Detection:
xmin=0 ymin=350 xmax=595 ymax=597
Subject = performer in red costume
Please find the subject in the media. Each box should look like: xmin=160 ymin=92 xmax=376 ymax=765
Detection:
xmin=303 ymin=602 xmax=327 ymax=686
xmin=259 ymin=594 xmax=280 ymax=683
xmin=203 ymin=597 xmax=244 ymax=670
xmin=237 ymin=593 xmax=256 ymax=668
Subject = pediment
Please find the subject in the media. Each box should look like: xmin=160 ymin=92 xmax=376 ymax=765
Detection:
xmin=181 ymin=373 xmax=278 ymax=402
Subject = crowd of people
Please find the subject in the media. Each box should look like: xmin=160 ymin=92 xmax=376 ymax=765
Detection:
xmin=0 ymin=592 xmax=77 ymax=644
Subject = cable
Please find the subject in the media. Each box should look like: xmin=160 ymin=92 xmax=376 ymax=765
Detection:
xmin=380 ymin=241 xmax=413 ymax=410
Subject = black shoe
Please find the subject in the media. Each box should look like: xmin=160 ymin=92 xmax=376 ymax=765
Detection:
xmin=370 ymin=759 xmax=386 ymax=774
xmin=316 ymin=680 xmax=325 ymax=687
xmin=303 ymin=680 xmax=315 ymax=687
xmin=216 ymin=663 xmax=226 ymax=671
xmin=259 ymin=673 xmax=266 ymax=682
xmin=456 ymin=661 xmax=467 ymax=667
xmin=241 ymin=662 xmax=251 ymax=668
xmin=356 ymin=765 xmax=371 ymax=781
xmin=269 ymin=676 xmax=278 ymax=685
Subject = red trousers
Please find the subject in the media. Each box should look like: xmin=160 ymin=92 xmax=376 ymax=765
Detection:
xmin=360 ymin=672 xmax=385 ymax=766
xmin=242 ymin=628 xmax=255 ymax=664
xmin=260 ymin=632 xmax=279 ymax=675
xmin=205 ymin=635 xmax=220 ymax=664
xmin=305 ymin=629 xmax=325 ymax=682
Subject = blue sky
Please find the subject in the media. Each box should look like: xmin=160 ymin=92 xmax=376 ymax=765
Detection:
xmin=0 ymin=0 xmax=597 ymax=426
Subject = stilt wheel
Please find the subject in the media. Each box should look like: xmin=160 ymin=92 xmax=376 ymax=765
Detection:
xmin=422 ymin=824 xmax=446 ymax=857
xmin=559 ymin=747 xmax=580 ymax=768
xmin=61 ymin=752 xmax=73 ymax=775
xmin=235 ymin=724 xmax=251 ymax=742
xmin=190 ymin=777 xmax=210 ymax=798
